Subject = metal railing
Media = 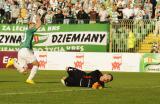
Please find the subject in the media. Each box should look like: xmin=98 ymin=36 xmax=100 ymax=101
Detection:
xmin=110 ymin=19 xmax=160 ymax=53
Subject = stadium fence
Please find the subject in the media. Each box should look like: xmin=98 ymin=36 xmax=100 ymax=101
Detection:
xmin=110 ymin=19 xmax=160 ymax=53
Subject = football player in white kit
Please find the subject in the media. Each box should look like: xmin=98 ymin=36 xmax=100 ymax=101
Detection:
xmin=6 ymin=15 xmax=41 ymax=84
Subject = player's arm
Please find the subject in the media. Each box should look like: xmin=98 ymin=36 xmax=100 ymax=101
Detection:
xmin=92 ymin=82 xmax=103 ymax=89
xmin=35 ymin=15 xmax=41 ymax=29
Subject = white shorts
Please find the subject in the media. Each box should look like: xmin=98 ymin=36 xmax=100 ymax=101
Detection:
xmin=17 ymin=48 xmax=37 ymax=68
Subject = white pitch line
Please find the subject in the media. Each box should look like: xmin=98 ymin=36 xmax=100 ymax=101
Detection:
xmin=0 ymin=89 xmax=93 ymax=96
xmin=1 ymin=86 xmax=159 ymax=96
xmin=115 ymin=85 xmax=160 ymax=89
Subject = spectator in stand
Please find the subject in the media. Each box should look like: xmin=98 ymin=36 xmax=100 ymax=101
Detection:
xmin=154 ymin=3 xmax=160 ymax=36
xmin=144 ymin=0 xmax=153 ymax=19
xmin=11 ymin=4 xmax=20 ymax=23
xmin=66 ymin=0 xmax=72 ymax=8
xmin=127 ymin=29 xmax=136 ymax=52
xmin=54 ymin=9 xmax=64 ymax=24
xmin=88 ymin=8 xmax=97 ymax=24
xmin=143 ymin=9 xmax=150 ymax=19
xmin=88 ymin=0 xmax=95 ymax=12
xmin=151 ymin=0 xmax=157 ymax=18
xmin=50 ymin=0 xmax=58 ymax=12
xmin=75 ymin=0 xmax=82 ymax=10
xmin=43 ymin=0 xmax=50 ymax=9
xmin=158 ymin=43 xmax=160 ymax=53
xmin=4 ymin=0 xmax=11 ymax=24
xmin=57 ymin=0 xmax=66 ymax=9
xmin=110 ymin=4 xmax=119 ymax=23
xmin=70 ymin=4 xmax=77 ymax=23
xmin=99 ymin=5 xmax=108 ymax=23
xmin=155 ymin=3 xmax=160 ymax=20
xmin=49 ymin=0 xmax=56 ymax=10
xmin=16 ymin=15 xmax=23 ymax=24
xmin=38 ymin=6 xmax=47 ymax=24
xmin=76 ymin=7 xmax=84 ymax=24
xmin=37 ymin=6 xmax=46 ymax=18
xmin=82 ymin=0 xmax=90 ymax=13
xmin=134 ymin=4 xmax=145 ymax=36
xmin=117 ymin=0 xmax=126 ymax=7
xmin=150 ymin=42 xmax=159 ymax=53
xmin=116 ymin=3 xmax=123 ymax=19
xmin=133 ymin=4 xmax=140 ymax=18
xmin=26 ymin=0 xmax=33 ymax=11
xmin=135 ymin=5 xmax=145 ymax=20
xmin=94 ymin=0 xmax=102 ymax=13
xmin=122 ymin=4 xmax=134 ymax=19
xmin=82 ymin=9 xmax=89 ymax=24
xmin=20 ymin=7 xmax=28 ymax=23
xmin=0 ymin=0 xmax=159 ymax=25
xmin=0 ymin=5 xmax=5 ymax=23
xmin=44 ymin=9 xmax=53 ymax=24
xmin=0 ymin=0 xmax=4 ymax=7
xmin=63 ymin=7 xmax=70 ymax=24
xmin=67 ymin=10 xmax=74 ymax=24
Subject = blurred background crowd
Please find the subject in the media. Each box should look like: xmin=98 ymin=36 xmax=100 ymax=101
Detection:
xmin=0 ymin=0 xmax=159 ymax=24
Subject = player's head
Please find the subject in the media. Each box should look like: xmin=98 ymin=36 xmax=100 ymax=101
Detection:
xmin=28 ymin=14 xmax=37 ymax=29
xmin=28 ymin=21 xmax=36 ymax=29
xmin=100 ymin=73 xmax=113 ymax=83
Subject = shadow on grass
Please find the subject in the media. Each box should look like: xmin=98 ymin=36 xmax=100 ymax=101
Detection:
xmin=104 ymin=86 xmax=112 ymax=88
xmin=36 ymin=81 xmax=60 ymax=83
xmin=0 ymin=80 xmax=20 ymax=83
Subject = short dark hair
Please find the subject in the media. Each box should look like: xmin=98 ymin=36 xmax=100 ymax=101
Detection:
xmin=108 ymin=73 xmax=113 ymax=82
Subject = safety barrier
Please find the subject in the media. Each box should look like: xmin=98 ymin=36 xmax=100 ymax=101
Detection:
xmin=110 ymin=19 xmax=160 ymax=53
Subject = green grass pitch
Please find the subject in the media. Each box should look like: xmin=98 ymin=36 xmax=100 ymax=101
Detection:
xmin=0 ymin=69 xmax=160 ymax=104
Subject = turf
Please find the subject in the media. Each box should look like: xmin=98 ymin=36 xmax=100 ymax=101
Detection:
xmin=0 ymin=69 xmax=160 ymax=104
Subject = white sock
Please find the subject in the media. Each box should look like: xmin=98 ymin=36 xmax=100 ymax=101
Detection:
xmin=27 ymin=65 xmax=38 ymax=80
xmin=13 ymin=60 xmax=25 ymax=73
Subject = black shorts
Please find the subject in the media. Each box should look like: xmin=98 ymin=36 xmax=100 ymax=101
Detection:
xmin=64 ymin=67 xmax=86 ymax=86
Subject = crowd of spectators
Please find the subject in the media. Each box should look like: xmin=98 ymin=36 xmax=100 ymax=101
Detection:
xmin=150 ymin=42 xmax=160 ymax=53
xmin=0 ymin=0 xmax=159 ymax=24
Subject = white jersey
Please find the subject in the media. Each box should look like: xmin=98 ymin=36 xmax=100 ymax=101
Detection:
xmin=99 ymin=10 xmax=108 ymax=22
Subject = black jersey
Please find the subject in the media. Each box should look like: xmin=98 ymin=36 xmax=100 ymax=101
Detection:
xmin=65 ymin=67 xmax=104 ymax=88
xmin=80 ymin=70 xmax=104 ymax=88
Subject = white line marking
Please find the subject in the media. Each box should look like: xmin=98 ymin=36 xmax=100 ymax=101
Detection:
xmin=0 ymin=89 xmax=93 ymax=96
xmin=1 ymin=86 xmax=159 ymax=96
xmin=115 ymin=85 xmax=160 ymax=89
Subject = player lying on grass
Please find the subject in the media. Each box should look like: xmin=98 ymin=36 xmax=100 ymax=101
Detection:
xmin=6 ymin=14 xmax=41 ymax=84
xmin=61 ymin=67 xmax=113 ymax=89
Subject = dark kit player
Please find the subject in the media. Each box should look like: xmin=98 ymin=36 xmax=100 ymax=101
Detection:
xmin=61 ymin=67 xmax=113 ymax=89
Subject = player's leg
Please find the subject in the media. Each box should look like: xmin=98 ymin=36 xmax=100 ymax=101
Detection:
xmin=6 ymin=48 xmax=28 ymax=74
xmin=26 ymin=60 xmax=39 ymax=84
xmin=61 ymin=67 xmax=85 ymax=86
xmin=66 ymin=66 xmax=86 ymax=86
xmin=25 ymin=50 xmax=39 ymax=84
xmin=64 ymin=77 xmax=80 ymax=86
xmin=15 ymin=48 xmax=29 ymax=73
xmin=66 ymin=67 xmax=86 ymax=78
xmin=61 ymin=76 xmax=67 ymax=86
xmin=13 ymin=58 xmax=28 ymax=74
xmin=61 ymin=76 xmax=81 ymax=86
xmin=6 ymin=58 xmax=14 ymax=68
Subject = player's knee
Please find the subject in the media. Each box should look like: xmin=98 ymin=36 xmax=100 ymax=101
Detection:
xmin=32 ymin=61 xmax=39 ymax=67
xmin=19 ymin=67 xmax=28 ymax=74
xmin=67 ymin=67 xmax=74 ymax=71
xmin=66 ymin=67 xmax=69 ymax=71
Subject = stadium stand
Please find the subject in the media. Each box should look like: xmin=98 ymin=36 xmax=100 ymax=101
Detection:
xmin=0 ymin=0 xmax=160 ymax=53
